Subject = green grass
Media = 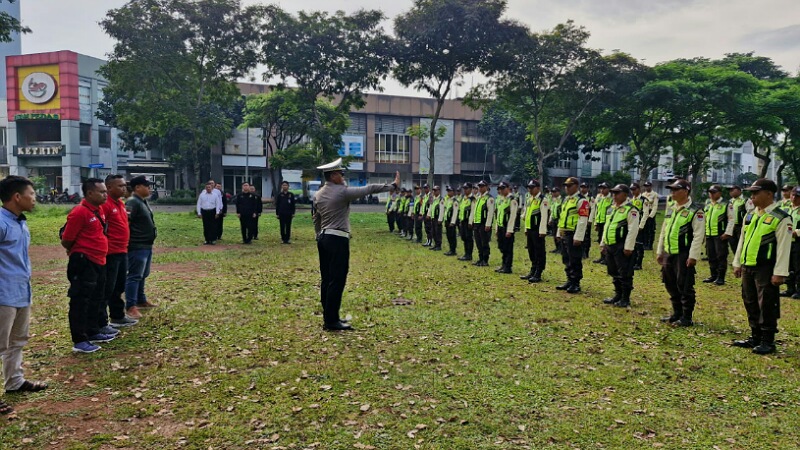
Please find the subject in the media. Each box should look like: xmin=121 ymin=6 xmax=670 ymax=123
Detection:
xmin=3 ymin=210 xmax=800 ymax=449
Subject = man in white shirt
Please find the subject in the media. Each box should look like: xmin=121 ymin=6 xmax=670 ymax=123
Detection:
xmin=196 ymin=181 xmax=222 ymax=245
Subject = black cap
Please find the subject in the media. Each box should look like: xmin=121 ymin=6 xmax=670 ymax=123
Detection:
xmin=745 ymin=179 xmax=779 ymax=193
xmin=433 ymin=185 xmax=440 ymax=191
xmin=610 ymin=184 xmax=631 ymax=195
xmin=630 ymin=182 xmax=641 ymax=190
xmin=579 ymin=182 xmax=589 ymax=188
xmin=598 ymin=182 xmax=609 ymax=189
xmin=462 ymin=182 xmax=473 ymax=189
xmin=498 ymin=181 xmax=509 ymax=189
xmin=643 ymin=181 xmax=652 ymax=187
xmin=446 ymin=185 xmax=454 ymax=191
xmin=727 ymin=185 xmax=742 ymax=191
xmin=782 ymin=184 xmax=793 ymax=191
xmin=708 ymin=184 xmax=722 ymax=193
xmin=794 ymin=186 xmax=800 ymax=195
xmin=666 ymin=179 xmax=691 ymax=191
xmin=423 ymin=184 xmax=430 ymax=189
xmin=550 ymin=187 xmax=560 ymax=193
xmin=527 ymin=179 xmax=540 ymax=188
xmin=563 ymin=177 xmax=579 ymax=186
xmin=130 ymin=176 xmax=154 ymax=188
xmin=414 ymin=185 xmax=421 ymax=190
xmin=477 ymin=180 xmax=488 ymax=187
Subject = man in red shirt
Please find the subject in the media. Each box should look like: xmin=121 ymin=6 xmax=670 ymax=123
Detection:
xmin=60 ymin=179 xmax=115 ymax=353
xmin=101 ymin=175 xmax=138 ymax=329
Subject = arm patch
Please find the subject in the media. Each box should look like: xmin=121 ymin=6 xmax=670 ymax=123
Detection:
xmin=578 ymin=201 xmax=590 ymax=217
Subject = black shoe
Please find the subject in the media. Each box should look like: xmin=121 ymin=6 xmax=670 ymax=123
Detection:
xmin=458 ymin=255 xmax=472 ymax=261
xmin=660 ymin=315 xmax=681 ymax=323
xmin=477 ymin=261 xmax=489 ymax=267
xmin=443 ymin=251 xmax=455 ymax=256
xmin=714 ymin=279 xmax=725 ymax=286
xmin=520 ymin=272 xmax=534 ymax=280
xmin=592 ymin=257 xmax=604 ymax=264
xmin=566 ymin=284 xmax=581 ymax=294
xmin=556 ymin=282 xmax=572 ymax=290
xmin=430 ymin=246 xmax=442 ymax=251
xmin=779 ymin=290 xmax=795 ymax=297
xmin=672 ymin=318 xmax=693 ymax=327
xmin=603 ymin=296 xmax=620 ymax=305
xmin=550 ymin=249 xmax=560 ymax=254
xmin=752 ymin=343 xmax=776 ymax=355
xmin=702 ymin=276 xmax=716 ymax=283
xmin=499 ymin=267 xmax=512 ymax=274
xmin=415 ymin=239 xmax=422 ymax=243
xmin=473 ymin=260 xmax=482 ymax=266
xmin=253 ymin=237 xmax=259 ymax=240
xmin=613 ymin=301 xmax=630 ymax=308
xmin=792 ymin=293 xmax=800 ymax=299
xmin=323 ymin=321 xmax=354 ymax=331
xmin=632 ymin=265 xmax=642 ymax=270
xmin=494 ymin=266 xmax=505 ymax=272
xmin=732 ymin=337 xmax=760 ymax=348
xmin=528 ymin=275 xmax=542 ymax=283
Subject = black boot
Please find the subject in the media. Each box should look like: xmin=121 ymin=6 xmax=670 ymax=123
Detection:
xmin=521 ymin=268 xmax=535 ymax=280
xmin=592 ymin=256 xmax=605 ymax=264
xmin=752 ymin=331 xmax=776 ymax=355
xmin=528 ymin=270 xmax=542 ymax=283
xmin=566 ymin=283 xmax=581 ymax=294
xmin=603 ymin=281 xmax=621 ymax=304
xmin=556 ymin=281 xmax=572 ymax=290
xmin=714 ymin=277 xmax=725 ymax=286
xmin=458 ymin=255 xmax=473 ymax=261
xmin=673 ymin=311 xmax=693 ymax=327
xmin=614 ymin=289 xmax=631 ymax=308
xmin=732 ymin=328 xmax=761 ymax=349
xmin=702 ymin=276 xmax=717 ymax=283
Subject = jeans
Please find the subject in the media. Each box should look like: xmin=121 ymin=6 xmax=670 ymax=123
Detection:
xmin=126 ymin=248 xmax=153 ymax=309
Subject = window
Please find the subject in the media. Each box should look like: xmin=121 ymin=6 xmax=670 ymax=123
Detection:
xmin=17 ymin=120 xmax=60 ymax=145
xmin=99 ymin=126 xmax=111 ymax=148
xmin=461 ymin=142 xmax=487 ymax=163
xmin=347 ymin=114 xmax=367 ymax=134
xmin=375 ymin=133 xmax=410 ymax=163
xmin=80 ymin=124 xmax=92 ymax=146
xmin=462 ymin=121 xmax=481 ymax=138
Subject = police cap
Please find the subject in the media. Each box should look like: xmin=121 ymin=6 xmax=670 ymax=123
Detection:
xmin=609 ymin=184 xmax=631 ymax=195
xmin=477 ymin=180 xmax=488 ymax=187
xmin=527 ymin=179 xmax=540 ymax=188
xmin=563 ymin=177 xmax=579 ymax=186
xmin=745 ymin=179 xmax=779 ymax=193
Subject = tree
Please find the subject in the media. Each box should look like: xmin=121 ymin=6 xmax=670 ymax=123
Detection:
xmin=394 ymin=0 xmax=522 ymax=187
xmin=99 ymin=0 xmax=264 ymax=190
xmin=477 ymin=102 xmax=536 ymax=182
xmin=0 ymin=0 xmax=29 ymax=43
xmin=406 ymin=123 xmax=447 ymax=180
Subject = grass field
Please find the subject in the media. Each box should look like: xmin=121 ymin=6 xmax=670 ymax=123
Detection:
xmin=2 ymin=206 xmax=800 ymax=449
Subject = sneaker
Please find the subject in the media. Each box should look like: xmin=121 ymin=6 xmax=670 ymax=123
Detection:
xmin=99 ymin=326 xmax=120 ymax=336
xmin=88 ymin=333 xmax=116 ymax=343
xmin=72 ymin=341 xmax=101 ymax=353
xmin=110 ymin=317 xmax=139 ymax=328
xmin=137 ymin=301 xmax=158 ymax=308
xmin=126 ymin=306 xmax=143 ymax=319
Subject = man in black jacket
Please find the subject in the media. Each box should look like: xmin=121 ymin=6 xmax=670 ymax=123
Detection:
xmin=125 ymin=176 xmax=158 ymax=319
xmin=275 ymin=181 xmax=296 ymax=244
xmin=215 ymin=183 xmax=227 ymax=241
xmin=235 ymin=182 xmax=261 ymax=244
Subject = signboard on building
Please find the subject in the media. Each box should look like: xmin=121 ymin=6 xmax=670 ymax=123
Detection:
xmin=17 ymin=65 xmax=61 ymax=111
xmin=338 ymin=134 xmax=365 ymax=171
xmin=15 ymin=113 xmax=60 ymax=121
xmin=13 ymin=145 xmax=65 ymax=157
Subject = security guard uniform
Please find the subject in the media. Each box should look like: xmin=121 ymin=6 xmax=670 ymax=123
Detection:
xmin=470 ymin=181 xmax=495 ymax=266
xmin=494 ymin=182 xmax=519 ymax=274
xmin=630 ymin=185 xmax=649 ymax=270
xmin=428 ymin=187 xmax=444 ymax=251
xmin=557 ymin=178 xmax=591 ymax=293
xmin=732 ymin=180 xmax=792 ymax=354
xmin=782 ymin=193 xmax=800 ymax=298
xmin=601 ymin=184 xmax=640 ymax=307
xmin=522 ymin=180 xmax=550 ymax=282
xmin=580 ymin=183 xmax=593 ymax=259
xmin=642 ymin=183 xmax=659 ymax=249
xmin=457 ymin=184 xmax=475 ymax=260
xmin=549 ymin=190 xmax=563 ymax=253
xmin=593 ymin=188 xmax=612 ymax=263
xmin=703 ymin=187 xmax=729 ymax=284
xmin=420 ymin=186 xmax=432 ymax=246
xmin=413 ymin=188 xmax=424 ymax=242
xmin=443 ymin=186 xmax=459 ymax=255
xmin=724 ymin=190 xmax=747 ymax=254
xmin=657 ymin=181 xmax=705 ymax=326
xmin=386 ymin=191 xmax=397 ymax=232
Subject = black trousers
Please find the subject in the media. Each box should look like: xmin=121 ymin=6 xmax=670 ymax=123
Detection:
xmin=526 ymin=230 xmax=546 ymax=275
xmin=414 ymin=215 xmax=423 ymax=241
xmin=741 ymin=266 xmax=780 ymax=333
xmin=582 ymin=224 xmax=592 ymax=257
xmin=662 ymin=253 xmax=696 ymax=319
xmin=279 ymin=215 xmax=293 ymax=242
xmin=560 ymin=231 xmax=583 ymax=284
xmin=405 ymin=214 xmax=414 ymax=235
xmin=497 ymin=227 xmax=514 ymax=269
xmin=550 ymin=221 xmax=560 ymax=251
xmin=432 ymin=220 xmax=443 ymax=247
xmin=645 ymin=217 xmax=657 ymax=248
xmin=201 ymin=209 xmax=217 ymax=243
xmin=102 ymin=253 xmax=127 ymax=324
xmin=474 ymin=224 xmax=492 ymax=262
xmin=253 ymin=215 xmax=260 ymax=238
xmin=728 ymin=225 xmax=742 ymax=254
xmin=387 ymin=211 xmax=396 ymax=232
xmin=317 ymin=234 xmax=350 ymax=326
xmin=446 ymin=223 xmax=457 ymax=252
xmin=595 ymin=222 xmax=604 ymax=244
xmin=706 ymin=235 xmax=728 ymax=280
xmin=606 ymin=243 xmax=634 ymax=293
xmin=460 ymin=221 xmax=474 ymax=258
xmin=424 ymin=218 xmax=432 ymax=241
xmin=67 ymin=253 xmax=106 ymax=343
xmin=240 ymin=215 xmax=257 ymax=243
xmin=216 ymin=214 xmax=225 ymax=240
xmin=787 ymin=241 xmax=800 ymax=293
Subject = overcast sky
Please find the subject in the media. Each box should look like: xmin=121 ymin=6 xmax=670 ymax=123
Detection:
xmin=19 ymin=0 xmax=800 ymax=97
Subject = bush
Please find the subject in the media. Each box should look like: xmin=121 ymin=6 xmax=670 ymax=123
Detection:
xmin=170 ymin=189 xmax=196 ymax=199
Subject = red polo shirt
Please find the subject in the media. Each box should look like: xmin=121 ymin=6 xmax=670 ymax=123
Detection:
xmin=62 ymin=200 xmax=109 ymax=265
xmin=100 ymin=197 xmax=130 ymax=255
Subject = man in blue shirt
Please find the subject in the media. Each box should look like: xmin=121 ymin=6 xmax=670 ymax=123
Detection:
xmin=0 ymin=176 xmax=48 ymax=415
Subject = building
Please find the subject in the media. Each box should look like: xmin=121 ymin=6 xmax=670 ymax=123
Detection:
xmin=0 ymin=0 xmax=22 ymax=178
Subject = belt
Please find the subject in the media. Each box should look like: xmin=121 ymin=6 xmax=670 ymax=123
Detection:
xmin=321 ymin=229 xmax=350 ymax=239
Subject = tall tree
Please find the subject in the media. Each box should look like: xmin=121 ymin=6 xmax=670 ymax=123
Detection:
xmin=477 ymin=102 xmax=536 ymax=182
xmin=394 ymin=0 xmax=521 ymax=187
xmin=99 ymin=0 xmax=264 ymax=189
xmin=0 ymin=0 xmax=29 ymax=43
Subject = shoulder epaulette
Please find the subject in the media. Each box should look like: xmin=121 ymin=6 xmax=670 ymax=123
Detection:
xmin=771 ymin=207 xmax=790 ymax=220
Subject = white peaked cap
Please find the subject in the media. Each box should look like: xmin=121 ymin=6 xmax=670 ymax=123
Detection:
xmin=317 ymin=157 xmax=345 ymax=172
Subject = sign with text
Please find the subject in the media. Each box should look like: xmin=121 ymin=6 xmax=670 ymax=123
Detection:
xmin=338 ymin=135 xmax=365 ymax=158
xmin=13 ymin=145 xmax=65 ymax=157
xmin=15 ymin=113 xmax=60 ymax=121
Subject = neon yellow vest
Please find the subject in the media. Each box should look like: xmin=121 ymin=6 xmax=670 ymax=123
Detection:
xmin=421 ymin=194 xmax=430 ymax=215
xmin=604 ymin=203 xmax=633 ymax=245
xmin=444 ymin=197 xmax=455 ymax=222
xmin=705 ymin=201 xmax=727 ymax=237
xmin=459 ymin=195 xmax=472 ymax=221
xmin=496 ymin=196 xmax=510 ymax=228
xmin=595 ymin=195 xmax=612 ymax=224
xmin=558 ymin=195 xmax=581 ymax=231
xmin=740 ymin=208 xmax=789 ymax=266
xmin=525 ymin=195 xmax=543 ymax=229
xmin=662 ymin=204 xmax=700 ymax=255
xmin=474 ymin=195 xmax=489 ymax=224
xmin=431 ymin=196 xmax=441 ymax=220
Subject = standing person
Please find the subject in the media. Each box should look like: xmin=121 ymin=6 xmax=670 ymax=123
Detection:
xmin=642 ymin=181 xmax=659 ymax=250
xmin=386 ymin=188 xmax=397 ymax=233
xmin=428 ymin=186 xmax=444 ymax=251
xmin=457 ymin=183 xmax=475 ymax=261
xmin=556 ymin=177 xmax=591 ymax=294
xmin=732 ymin=179 xmax=792 ymax=354
xmin=125 ymin=176 xmax=158 ymax=321
xmin=703 ymin=185 xmax=729 ymax=285
xmin=470 ymin=180 xmax=495 ymax=267
xmin=784 ymin=187 xmax=800 ymax=299
xmin=600 ymin=184 xmax=640 ymax=308
xmin=235 ymin=182 xmax=260 ymax=244
xmin=780 ymin=185 xmax=793 ymax=209
xmin=580 ymin=182 xmax=592 ymax=259
xmin=412 ymin=185 xmax=423 ymax=243
xmin=521 ymin=179 xmax=549 ymax=283
xmin=494 ymin=182 xmax=518 ymax=274
xmin=275 ymin=181 xmax=297 ymax=244
xmin=420 ymin=184 xmax=432 ymax=246
xmin=656 ymin=179 xmax=705 ymax=327
xmin=629 ymin=183 xmax=650 ymax=270
xmin=549 ymin=187 xmax=562 ymax=254
xmin=313 ymin=159 xmax=399 ymax=331
xmin=61 ymin=179 xmax=114 ymax=353
xmin=722 ymin=185 xmax=747 ymax=254
xmin=249 ymin=184 xmax=263 ymax=240
xmin=0 ymin=176 xmax=48 ymax=412
xmin=443 ymin=186 xmax=459 ymax=256
xmin=197 ymin=181 xmax=222 ymax=245
xmin=101 ymin=175 xmax=138 ymax=328
xmin=215 ymin=183 xmax=227 ymax=241
xmin=592 ymin=183 xmax=612 ymax=264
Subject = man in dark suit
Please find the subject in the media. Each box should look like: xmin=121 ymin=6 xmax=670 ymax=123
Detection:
xmin=275 ymin=181 xmax=296 ymax=244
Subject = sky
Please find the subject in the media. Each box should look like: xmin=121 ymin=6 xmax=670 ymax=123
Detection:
xmin=18 ymin=0 xmax=800 ymax=97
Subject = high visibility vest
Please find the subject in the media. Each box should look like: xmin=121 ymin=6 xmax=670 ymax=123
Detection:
xmin=781 ymin=198 xmax=793 ymax=210
xmin=631 ymin=196 xmax=644 ymax=211
xmin=705 ymin=201 xmax=727 ymax=237
xmin=496 ymin=196 xmax=511 ymax=228
xmin=444 ymin=197 xmax=455 ymax=222
xmin=604 ymin=203 xmax=634 ymax=246
xmin=458 ymin=195 xmax=473 ymax=222
xmin=595 ymin=195 xmax=612 ymax=224
xmin=421 ymin=194 xmax=430 ymax=215
xmin=558 ymin=195 xmax=582 ymax=231
xmin=386 ymin=196 xmax=394 ymax=212
xmin=551 ymin=196 xmax=562 ymax=220
xmin=662 ymin=204 xmax=701 ymax=255
xmin=474 ymin=195 xmax=490 ymax=224
xmin=730 ymin=197 xmax=746 ymax=226
xmin=740 ymin=208 xmax=790 ymax=266
xmin=431 ymin=196 xmax=441 ymax=220
xmin=525 ymin=195 xmax=544 ymax=229
xmin=413 ymin=195 xmax=422 ymax=215
xmin=792 ymin=206 xmax=800 ymax=234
